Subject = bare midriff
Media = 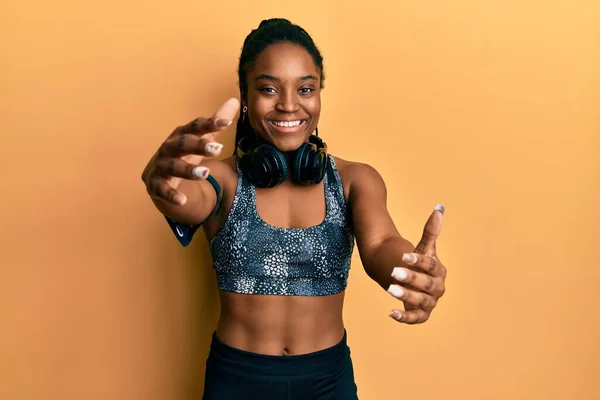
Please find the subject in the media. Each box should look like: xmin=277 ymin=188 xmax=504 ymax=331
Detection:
xmin=215 ymin=290 xmax=346 ymax=356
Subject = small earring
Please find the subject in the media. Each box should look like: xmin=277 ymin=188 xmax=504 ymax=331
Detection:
xmin=242 ymin=106 xmax=247 ymax=122
xmin=242 ymin=106 xmax=248 ymax=113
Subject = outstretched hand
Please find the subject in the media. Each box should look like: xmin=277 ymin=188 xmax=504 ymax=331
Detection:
xmin=388 ymin=204 xmax=447 ymax=324
xmin=141 ymin=98 xmax=240 ymax=205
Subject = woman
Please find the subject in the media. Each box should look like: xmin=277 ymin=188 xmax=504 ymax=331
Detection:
xmin=141 ymin=18 xmax=447 ymax=400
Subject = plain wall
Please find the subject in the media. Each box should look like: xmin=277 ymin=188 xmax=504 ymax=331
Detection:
xmin=1 ymin=0 xmax=599 ymax=399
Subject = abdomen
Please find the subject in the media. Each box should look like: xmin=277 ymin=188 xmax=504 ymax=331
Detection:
xmin=215 ymin=290 xmax=346 ymax=355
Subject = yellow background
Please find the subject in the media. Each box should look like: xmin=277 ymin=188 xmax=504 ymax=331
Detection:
xmin=1 ymin=1 xmax=599 ymax=399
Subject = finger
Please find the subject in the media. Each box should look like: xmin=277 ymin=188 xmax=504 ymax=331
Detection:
xmin=147 ymin=177 xmax=187 ymax=205
xmin=389 ymin=308 xmax=430 ymax=325
xmin=160 ymin=134 xmax=223 ymax=158
xmin=158 ymin=134 xmax=221 ymax=191
xmin=414 ymin=204 xmax=445 ymax=257
xmin=154 ymin=157 xmax=211 ymax=180
xmin=212 ymin=97 xmax=241 ymax=121
xmin=177 ymin=97 xmax=240 ymax=135
xmin=391 ymin=266 xmax=445 ymax=297
xmin=177 ymin=116 xmax=232 ymax=135
xmin=398 ymin=253 xmax=446 ymax=279
xmin=387 ymin=284 xmax=437 ymax=312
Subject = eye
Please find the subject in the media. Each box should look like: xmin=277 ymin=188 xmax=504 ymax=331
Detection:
xmin=299 ymin=87 xmax=314 ymax=94
xmin=259 ymin=87 xmax=278 ymax=94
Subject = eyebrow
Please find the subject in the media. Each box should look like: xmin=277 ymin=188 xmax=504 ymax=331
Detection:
xmin=254 ymin=74 xmax=318 ymax=82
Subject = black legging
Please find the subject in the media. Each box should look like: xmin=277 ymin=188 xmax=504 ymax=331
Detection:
xmin=202 ymin=331 xmax=359 ymax=399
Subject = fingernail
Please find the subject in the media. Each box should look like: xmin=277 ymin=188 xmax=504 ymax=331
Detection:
xmin=389 ymin=310 xmax=402 ymax=320
xmin=435 ymin=204 xmax=445 ymax=214
xmin=215 ymin=119 xmax=232 ymax=127
xmin=206 ymin=142 xmax=223 ymax=155
xmin=173 ymin=194 xmax=185 ymax=204
xmin=192 ymin=166 xmax=209 ymax=178
xmin=391 ymin=267 xmax=408 ymax=280
xmin=402 ymin=253 xmax=417 ymax=265
xmin=387 ymin=285 xmax=404 ymax=298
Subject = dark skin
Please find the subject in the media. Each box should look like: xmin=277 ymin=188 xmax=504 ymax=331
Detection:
xmin=141 ymin=42 xmax=447 ymax=355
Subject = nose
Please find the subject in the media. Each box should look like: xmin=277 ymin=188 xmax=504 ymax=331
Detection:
xmin=274 ymin=90 xmax=300 ymax=113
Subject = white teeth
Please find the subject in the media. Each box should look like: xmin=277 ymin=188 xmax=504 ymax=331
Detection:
xmin=272 ymin=120 xmax=302 ymax=127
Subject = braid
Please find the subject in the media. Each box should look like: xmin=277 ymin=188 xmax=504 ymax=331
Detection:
xmin=233 ymin=109 xmax=251 ymax=155
xmin=232 ymin=18 xmax=325 ymax=155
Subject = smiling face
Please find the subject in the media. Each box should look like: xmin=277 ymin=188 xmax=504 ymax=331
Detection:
xmin=243 ymin=42 xmax=322 ymax=153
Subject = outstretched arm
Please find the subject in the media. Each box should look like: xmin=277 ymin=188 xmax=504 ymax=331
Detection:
xmin=348 ymin=163 xmax=447 ymax=324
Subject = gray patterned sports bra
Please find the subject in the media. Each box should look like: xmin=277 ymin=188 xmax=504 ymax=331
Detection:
xmin=209 ymin=154 xmax=355 ymax=296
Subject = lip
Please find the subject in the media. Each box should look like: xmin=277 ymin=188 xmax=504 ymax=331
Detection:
xmin=267 ymin=119 xmax=307 ymax=133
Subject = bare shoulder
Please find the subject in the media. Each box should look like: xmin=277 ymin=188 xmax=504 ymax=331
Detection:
xmin=202 ymin=156 xmax=238 ymax=184
xmin=331 ymin=155 xmax=387 ymax=198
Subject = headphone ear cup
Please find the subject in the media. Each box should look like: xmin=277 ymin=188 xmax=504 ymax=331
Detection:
xmin=311 ymin=135 xmax=328 ymax=184
xmin=311 ymin=149 xmax=327 ymax=184
xmin=292 ymin=138 xmax=330 ymax=185
xmin=254 ymin=145 xmax=288 ymax=188
xmin=237 ymin=136 xmax=289 ymax=188
xmin=292 ymin=143 xmax=312 ymax=184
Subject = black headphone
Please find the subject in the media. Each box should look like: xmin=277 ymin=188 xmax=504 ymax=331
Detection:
xmin=236 ymin=133 xmax=329 ymax=188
